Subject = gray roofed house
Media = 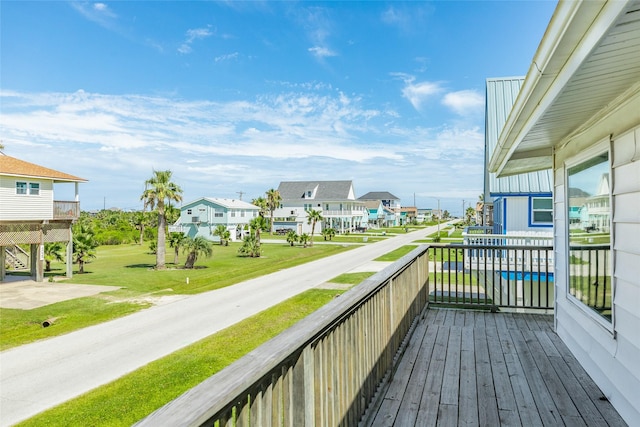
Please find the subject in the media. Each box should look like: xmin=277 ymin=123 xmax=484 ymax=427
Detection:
xmin=277 ymin=180 xmax=356 ymax=201
xmin=273 ymin=181 xmax=366 ymax=234
xmin=358 ymin=191 xmax=401 ymax=226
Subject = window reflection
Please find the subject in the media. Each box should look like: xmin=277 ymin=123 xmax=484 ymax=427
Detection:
xmin=567 ymin=152 xmax=612 ymax=321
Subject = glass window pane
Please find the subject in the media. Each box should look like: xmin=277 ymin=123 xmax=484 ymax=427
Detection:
xmin=16 ymin=182 xmax=27 ymax=194
xmin=533 ymin=198 xmax=552 ymax=209
xmin=567 ymin=152 xmax=611 ymax=321
xmin=533 ymin=211 xmax=553 ymax=223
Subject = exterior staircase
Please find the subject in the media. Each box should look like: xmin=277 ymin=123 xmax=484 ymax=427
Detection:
xmin=5 ymin=245 xmax=29 ymax=270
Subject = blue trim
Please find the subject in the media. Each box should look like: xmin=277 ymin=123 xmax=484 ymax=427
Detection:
xmin=490 ymin=192 xmax=552 ymax=198
xmin=503 ymin=199 xmax=507 ymax=233
xmin=528 ymin=195 xmax=553 ymax=228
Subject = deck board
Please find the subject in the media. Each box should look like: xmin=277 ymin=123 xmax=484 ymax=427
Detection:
xmin=363 ymin=308 xmax=627 ymax=427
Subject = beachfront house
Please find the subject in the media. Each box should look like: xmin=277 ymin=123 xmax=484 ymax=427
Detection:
xmin=171 ymin=197 xmax=260 ymax=242
xmin=272 ymin=181 xmax=367 ymax=234
xmin=488 ymin=1 xmax=640 ymax=421
xmin=358 ymin=191 xmax=401 ymax=226
xmin=0 ymin=154 xmax=86 ymax=282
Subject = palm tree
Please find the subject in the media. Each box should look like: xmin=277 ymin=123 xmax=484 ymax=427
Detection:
xmin=252 ymin=196 xmax=268 ymax=218
xmin=306 ymin=209 xmax=323 ymax=247
xmin=321 ymin=227 xmax=336 ymax=241
xmin=238 ymin=234 xmax=261 ymax=257
xmin=140 ymin=170 xmax=183 ymax=270
xmin=73 ymin=225 xmax=98 ymax=274
xmin=131 ymin=211 xmax=150 ymax=245
xmin=44 ymin=242 xmax=65 ymax=272
xmin=168 ymin=232 xmax=188 ymax=266
xmin=212 ymin=225 xmax=230 ymax=246
xmin=298 ymin=233 xmax=310 ymax=248
xmin=285 ymin=229 xmax=298 ymax=246
xmin=249 ymin=216 xmax=268 ymax=246
xmin=183 ymin=236 xmax=213 ymax=269
xmin=265 ymin=189 xmax=282 ymax=234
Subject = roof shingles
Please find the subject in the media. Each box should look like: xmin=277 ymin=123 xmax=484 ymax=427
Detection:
xmin=0 ymin=155 xmax=87 ymax=182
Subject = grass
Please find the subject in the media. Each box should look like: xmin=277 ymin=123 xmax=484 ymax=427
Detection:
xmin=1 ymin=241 xmax=354 ymax=350
xmin=329 ymin=272 xmax=376 ymax=285
xmin=16 ymin=289 xmax=344 ymax=427
xmin=374 ymin=245 xmax=419 ymax=262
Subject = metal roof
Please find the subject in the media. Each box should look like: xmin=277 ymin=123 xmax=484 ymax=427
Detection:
xmin=277 ymin=181 xmax=356 ymax=201
xmin=485 ymin=78 xmax=553 ymax=195
xmin=490 ymin=0 xmax=640 ymax=176
xmin=182 ymin=197 xmax=260 ymax=210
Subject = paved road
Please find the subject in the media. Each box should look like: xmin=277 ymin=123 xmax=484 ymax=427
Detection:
xmin=0 ymin=224 xmax=448 ymax=426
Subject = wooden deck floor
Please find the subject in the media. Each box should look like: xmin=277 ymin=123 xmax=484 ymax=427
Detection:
xmin=364 ymin=308 xmax=627 ymax=427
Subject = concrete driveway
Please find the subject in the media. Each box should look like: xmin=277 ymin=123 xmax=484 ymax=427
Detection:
xmin=0 ymin=224 xmax=448 ymax=426
xmin=0 ymin=277 xmax=120 ymax=309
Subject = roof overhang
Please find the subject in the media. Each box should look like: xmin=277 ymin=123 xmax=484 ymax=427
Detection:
xmin=489 ymin=0 xmax=640 ymax=176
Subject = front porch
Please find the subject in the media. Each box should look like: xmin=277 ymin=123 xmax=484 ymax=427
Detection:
xmin=137 ymin=244 xmax=625 ymax=426
xmin=364 ymin=308 xmax=625 ymax=426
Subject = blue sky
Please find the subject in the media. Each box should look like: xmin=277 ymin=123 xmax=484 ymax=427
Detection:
xmin=1 ymin=1 xmax=556 ymax=214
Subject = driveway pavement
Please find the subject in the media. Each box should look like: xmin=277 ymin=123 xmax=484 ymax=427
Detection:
xmin=0 ymin=224 xmax=447 ymax=426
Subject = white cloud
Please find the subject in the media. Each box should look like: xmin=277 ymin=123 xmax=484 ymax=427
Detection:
xmin=178 ymin=26 xmax=214 ymax=54
xmin=0 ymin=89 xmax=484 ymax=211
xmin=394 ymin=73 xmax=443 ymax=110
xmin=215 ymin=52 xmax=240 ymax=62
xmin=308 ymin=46 xmax=337 ymax=58
xmin=442 ymin=90 xmax=484 ymax=116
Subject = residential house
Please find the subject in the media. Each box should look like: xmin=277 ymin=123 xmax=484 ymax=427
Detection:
xmin=400 ymin=206 xmax=417 ymax=224
xmin=416 ymin=208 xmax=434 ymax=224
xmin=362 ymin=200 xmax=385 ymax=228
xmin=358 ymin=191 xmax=401 ymax=226
xmin=273 ymin=181 xmax=367 ymax=234
xmin=0 ymin=154 xmax=86 ymax=282
xmin=171 ymin=197 xmax=260 ymax=242
xmin=488 ymin=1 xmax=640 ymax=423
xmin=484 ymin=77 xmax=554 ymax=236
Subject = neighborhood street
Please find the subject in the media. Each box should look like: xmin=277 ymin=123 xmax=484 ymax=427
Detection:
xmin=0 ymin=224 xmax=449 ymax=426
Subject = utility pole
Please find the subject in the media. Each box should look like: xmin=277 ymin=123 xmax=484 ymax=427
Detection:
xmin=236 ymin=191 xmax=244 ymax=201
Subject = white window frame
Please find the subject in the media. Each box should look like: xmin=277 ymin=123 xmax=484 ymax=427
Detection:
xmin=16 ymin=181 xmax=27 ymax=195
xmin=564 ymin=138 xmax=614 ymax=333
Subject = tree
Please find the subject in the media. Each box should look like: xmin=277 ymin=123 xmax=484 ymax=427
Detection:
xmin=465 ymin=207 xmax=476 ymax=225
xmin=44 ymin=242 xmax=65 ymax=272
xmin=131 ymin=211 xmax=151 ymax=245
xmin=238 ymin=234 xmax=261 ymax=257
xmin=168 ymin=232 xmax=188 ymax=266
xmin=285 ymin=229 xmax=298 ymax=246
xmin=266 ymin=189 xmax=282 ymax=235
xmin=321 ymin=227 xmax=336 ymax=241
xmin=213 ymin=225 xmax=230 ymax=246
xmin=298 ymin=233 xmax=310 ymax=248
xmin=249 ymin=216 xmax=268 ymax=246
xmin=306 ymin=209 xmax=323 ymax=247
xmin=183 ymin=236 xmax=213 ymax=269
xmin=73 ymin=225 xmax=98 ymax=274
xmin=252 ymin=196 xmax=268 ymax=218
xmin=140 ymin=170 xmax=183 ymax=270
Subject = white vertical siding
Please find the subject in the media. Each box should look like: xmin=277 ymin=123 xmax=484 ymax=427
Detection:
xmin=0 ymin=177 xmax=53 ymax=221
xmin=554 ymin=124 xmax=640 ymax=423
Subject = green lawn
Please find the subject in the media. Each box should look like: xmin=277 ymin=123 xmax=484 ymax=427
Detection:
xmin=1 ymin=242 xmax=354 ymax=350
xmin=16 ymin=289 xmax=343 ymax=427
xmin=374 ymin=245 xmax=420 ymax=262
xmin=329 ymin=271 xmax=376 ymax=285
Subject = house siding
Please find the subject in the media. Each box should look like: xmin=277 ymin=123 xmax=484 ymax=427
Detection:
xmin=554 ymin=123 xmax=640 ymax=423
xmin=0 ymin=177 xmax=53 ymax=221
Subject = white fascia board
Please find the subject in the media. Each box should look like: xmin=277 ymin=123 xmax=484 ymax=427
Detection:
xmin=490 ymin=1 xmax=628 ymax=175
